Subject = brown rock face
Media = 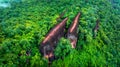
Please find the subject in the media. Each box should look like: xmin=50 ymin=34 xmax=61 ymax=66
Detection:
xmin=93 ymin=19 xmax=100 ymax=38
xmin=39 ymin=18 xmax=68 ymax=62
xmin=67 ymin=13 xmax=81 ymax=48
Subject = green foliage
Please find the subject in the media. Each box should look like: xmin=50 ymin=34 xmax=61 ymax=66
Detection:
xmin=52 ymin=40 xmax=107 ymax=67
xmin=54 ymin=38 xmax=72 ymax=59
xmin=0 ymin=0 xmax=120 ymax=67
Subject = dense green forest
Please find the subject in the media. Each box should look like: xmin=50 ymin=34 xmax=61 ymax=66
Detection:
xmin=0 ymin=0 xmax=120 ymax=67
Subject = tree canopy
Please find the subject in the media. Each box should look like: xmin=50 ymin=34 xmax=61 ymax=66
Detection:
xmin=0 ymin=0 xmax=120 ymax=67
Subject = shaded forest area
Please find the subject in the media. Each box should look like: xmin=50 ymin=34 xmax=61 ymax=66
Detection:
xmin=0 ymin=0 xmax=120 ymax=67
